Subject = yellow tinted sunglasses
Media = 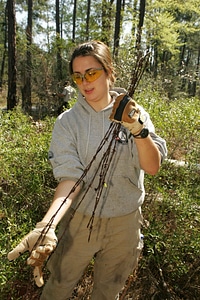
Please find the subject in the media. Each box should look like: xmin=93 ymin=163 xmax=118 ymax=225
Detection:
xmin=72 ymin=68 xmax=104 ymax=85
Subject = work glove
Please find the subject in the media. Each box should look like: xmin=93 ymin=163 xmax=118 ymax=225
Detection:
xmin=110 ymin=93 xmax=145 ymax=136
xmin=8 ymin=222 xmax=57 ymax=287
xmin=52 ymin=92 xmax=57 ymax=97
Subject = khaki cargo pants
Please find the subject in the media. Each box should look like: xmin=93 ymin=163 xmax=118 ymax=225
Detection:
xmin=40 ymin=208 xmax=143 ymax=300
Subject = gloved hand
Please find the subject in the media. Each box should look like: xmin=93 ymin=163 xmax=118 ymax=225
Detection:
xmin=109 ymin=93 xmax=145 ymax=136
xmin=28 ymin=243 xmax=56 ymax=287
xmin=8 ymin=222 xmax=57 ymax=287
xmin=52 ymin=92 xmax=57 ymax=97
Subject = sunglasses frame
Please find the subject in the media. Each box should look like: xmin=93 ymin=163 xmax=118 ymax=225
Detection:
xmin=72 ymin=68 xmax=104 ymax=85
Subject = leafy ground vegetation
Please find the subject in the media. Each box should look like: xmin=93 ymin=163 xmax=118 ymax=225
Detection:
xmin=0 ymin=92 xmax=199 ymax=300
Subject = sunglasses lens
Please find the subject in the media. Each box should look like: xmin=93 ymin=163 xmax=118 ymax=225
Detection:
xmin=72 ymin=74 xmax=82 ymax=85
xmin=85 ymin=69 xmax=103 ymax=82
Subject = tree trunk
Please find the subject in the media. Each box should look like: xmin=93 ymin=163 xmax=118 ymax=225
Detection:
xmin=188 ymin=46 xmax=199 ymax=97
xmin=56 ymin=0 xmax=62 ymax=80
xmin=153 ymin=42 xmax=158 ymax=79
xmin=86 ymin=0 xmax=91 ymax=41
xmin=0 ymin=3 xmax=7 ymax=89
xmin=72 ymin=0 xmax=77 ymax=43
xmin=113 ymin=0 xmax=122 ymax=58
xmin=135 ymin=0 xmax=146 ymax=51
xmin=131 ymin=0 xmax=138 ymax=41
xmin=7 ymin=0 xmax=17 ymax=110
xmin=22 ymin=0 xmax=32 ymax=112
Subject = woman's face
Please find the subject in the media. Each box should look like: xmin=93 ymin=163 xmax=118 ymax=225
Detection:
xmin=72 ymin=55 xmax=111 ymax=111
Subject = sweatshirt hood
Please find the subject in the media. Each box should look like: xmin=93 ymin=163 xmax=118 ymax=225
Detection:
xmin=75 ymin=88 xmax=126 ymax=160
xmin=76 ymin=87 xmax=127 ymax=113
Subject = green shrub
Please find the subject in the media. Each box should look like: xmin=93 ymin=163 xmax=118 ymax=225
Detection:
xmin=0 ymin=108 xmax=56 ymax=298
xmin=135 ymin=89 xmax=200 ymax=163
xmin=140 ymin=160 xmax=200 ymax=299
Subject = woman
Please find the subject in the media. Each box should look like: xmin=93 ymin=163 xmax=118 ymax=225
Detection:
xmin=8 ymin=41 xmax=167 ymax=300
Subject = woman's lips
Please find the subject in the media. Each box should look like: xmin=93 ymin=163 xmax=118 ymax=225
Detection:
xmin=85 ymin=88 xmax=94 ymax=95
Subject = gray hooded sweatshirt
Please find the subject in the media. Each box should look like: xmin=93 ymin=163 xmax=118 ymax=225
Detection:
xmin=48 ymin=90 xmax=167 ymax=218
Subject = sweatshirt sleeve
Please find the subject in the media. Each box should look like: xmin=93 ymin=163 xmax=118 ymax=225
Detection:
xmin=48 ymin=115 xmax=84 ymax=182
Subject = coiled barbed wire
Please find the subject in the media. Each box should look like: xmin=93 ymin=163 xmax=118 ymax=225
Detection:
xmin=33 ymin=122 xmax=121 ymax=250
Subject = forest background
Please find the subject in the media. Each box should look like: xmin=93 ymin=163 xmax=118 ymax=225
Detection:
xmin=0 ymin=0 xmax=200 ymax=299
